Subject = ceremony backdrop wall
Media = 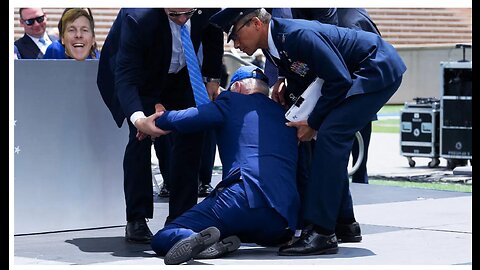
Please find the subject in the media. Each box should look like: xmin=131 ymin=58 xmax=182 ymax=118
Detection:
xmin=14 ymin=60 xmax=127 ymax=234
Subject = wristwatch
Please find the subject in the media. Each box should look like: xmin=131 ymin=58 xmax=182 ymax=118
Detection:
xmin=203 ymin=77 xmax=221 ymax=84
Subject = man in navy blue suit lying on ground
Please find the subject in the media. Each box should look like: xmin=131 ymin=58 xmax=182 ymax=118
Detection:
xmin=142 ymin=66 xmax=300 ymax=265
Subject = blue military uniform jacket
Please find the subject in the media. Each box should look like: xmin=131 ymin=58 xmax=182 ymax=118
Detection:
xmin=96 ymin=8 xmax=223 ymax=127
xmin=156 ymin=91 xmax=300 ymax=231
xmin=264 ymin=18 xmax=406 ymax=130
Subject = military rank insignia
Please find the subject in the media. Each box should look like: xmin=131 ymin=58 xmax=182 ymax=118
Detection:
xmin=290 ymin=61 xmax=309 ymax=77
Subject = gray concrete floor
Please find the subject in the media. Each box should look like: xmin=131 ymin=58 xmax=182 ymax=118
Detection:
xmin=13 ymin=132 xmax=472 ymax=268
xmin=13 ymin=181 xmax=472 ymax=267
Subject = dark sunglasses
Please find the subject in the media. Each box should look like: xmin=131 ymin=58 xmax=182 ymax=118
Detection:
xmin=23 ymin=15 xmax=45 ymax=26
xmin=167 ymin=9 xmax=197 ymax=17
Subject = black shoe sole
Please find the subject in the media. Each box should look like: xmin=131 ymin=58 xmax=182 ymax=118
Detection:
xmin=337 ymin=235 xmax=362 ymax=243
xmin=164 ymin=227 xmax=221 ymax=265
xmin=194 ymin=235 xmax=241 ymax=259
xmin=125 ymin=232 xmax=153 ymax=244
xmin=125 ymin=237 xmax=152 ymax=244
xmin=278 ymin=246 xmax=339 ymax=256
xmin=335 ymin=222 xmax=362 ymax=243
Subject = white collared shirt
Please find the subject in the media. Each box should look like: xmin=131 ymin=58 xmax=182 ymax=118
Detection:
xmin=267 ymin=21 xmax=280 ymax=59
xmin=28 ymin=33 xmax=52 ymax=54
xmin=267 ymin=21 xmax=285 ymax=80
xmin=168 ymin=19 xmax=191 ymax=74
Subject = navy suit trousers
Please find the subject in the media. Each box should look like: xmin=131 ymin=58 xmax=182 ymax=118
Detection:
xmin=303 ymin=78 xmax=403 ymax=231
xmin=151 ymin=182 xmax=291 ymax=256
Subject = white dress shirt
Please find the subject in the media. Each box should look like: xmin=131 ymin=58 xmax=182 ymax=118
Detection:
xmin=168 ymin=19 xmax=191 ymax=74
xmin=28 ymin=33 xmax=52 ymax=54
xmin=267 ymin=21 xmax=280 ymax=59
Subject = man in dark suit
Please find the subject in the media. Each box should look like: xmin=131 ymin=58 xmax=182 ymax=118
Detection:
xmin=146 ymin=66 xmax=300 ymax=265
xmin=15 ymin=8 xmax=56 ymax=59
xmin=96 ymin=8 xmax=224 ymax=243
xmin=210 ymin=8 xmax=406 ymax=256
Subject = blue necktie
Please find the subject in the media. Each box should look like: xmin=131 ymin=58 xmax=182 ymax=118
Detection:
xmin=180 ymin=25 xmax=210 ymax=106
xmin=39 ymin=37 xmax=46 ymax=45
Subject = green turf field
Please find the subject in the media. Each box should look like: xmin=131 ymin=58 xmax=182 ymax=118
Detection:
xmin=368 ymin=179 xmax=472 ymax=193
xmin=373 ymin=105 xmax=402 ymax=133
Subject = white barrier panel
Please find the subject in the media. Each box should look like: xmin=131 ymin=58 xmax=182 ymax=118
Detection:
xmin=14 ymin=60 xmax=128 ymax=234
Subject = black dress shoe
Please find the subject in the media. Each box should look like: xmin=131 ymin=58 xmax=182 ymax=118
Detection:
xmin=278 ymin=226 xmax=338 ymax=256
xmin=158 ymin=184 xmax=170 ymax=198
xmin=125 ymin=219 xmax=153 ymax=243
xmin=335 ymin=222 xmax=362 ymax=243
xmin=198 ymin=184 xmax=213 ymax=197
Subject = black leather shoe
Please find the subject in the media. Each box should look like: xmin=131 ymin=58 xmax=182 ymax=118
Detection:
xmin=194 ymin=235 xmax=241 ymax=259
xmin=335 ymin=222 xmax=362 ymax=243
xmin=278 ymin=226 xmax=338 ymax=256
xmin=159 ymin=184 xmax=170 ymax=198
xmin=125 ymin=219 xmax=153 ymax=243
xmin=198 ymin=184 xmax=213 ymax=197
xmin=164 ymin=226 xmax=221 ymax=265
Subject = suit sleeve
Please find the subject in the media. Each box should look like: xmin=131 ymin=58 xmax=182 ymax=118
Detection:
xmin=337 ymin=8 xmax=381 ymax=35
xmin=288 ymin=29 xmax=352 ymax=130
xmin=155 ymin=92 xmax=230 ymax=133
xmin=114 ymin=14 xmax=147 ymax=119
xmin=200 ymin=8 xmax=224 ymax=78
xmin=292 ymin=8 xmax=338 ymax=25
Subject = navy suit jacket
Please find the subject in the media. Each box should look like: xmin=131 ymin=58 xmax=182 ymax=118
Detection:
xmin=14 ymin=34 xmax=57 ymax=59
xmin=337 ymin=8 xmax=381 ymax=35
xmin=97 ymin=8 xmax=223 ymax=127
xmin=291 ymin=8 xmax=338 ymax=25
xmin=156 ymin=91 xmax=300 ymax=231
xmin=264 ymin=18 xmax=406 ymax=130
xmin=289 ymin=8 xmax=379 ymax=35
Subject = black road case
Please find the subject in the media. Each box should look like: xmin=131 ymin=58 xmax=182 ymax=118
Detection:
xmin=400 ymin=97 xmax=441 ymax=168
xmin=439 ymin=60 xmax=472 ymax=169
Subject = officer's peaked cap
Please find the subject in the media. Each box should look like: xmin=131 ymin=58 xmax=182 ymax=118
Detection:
xmin=210 ymin=8 xmax=260 ymax=42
